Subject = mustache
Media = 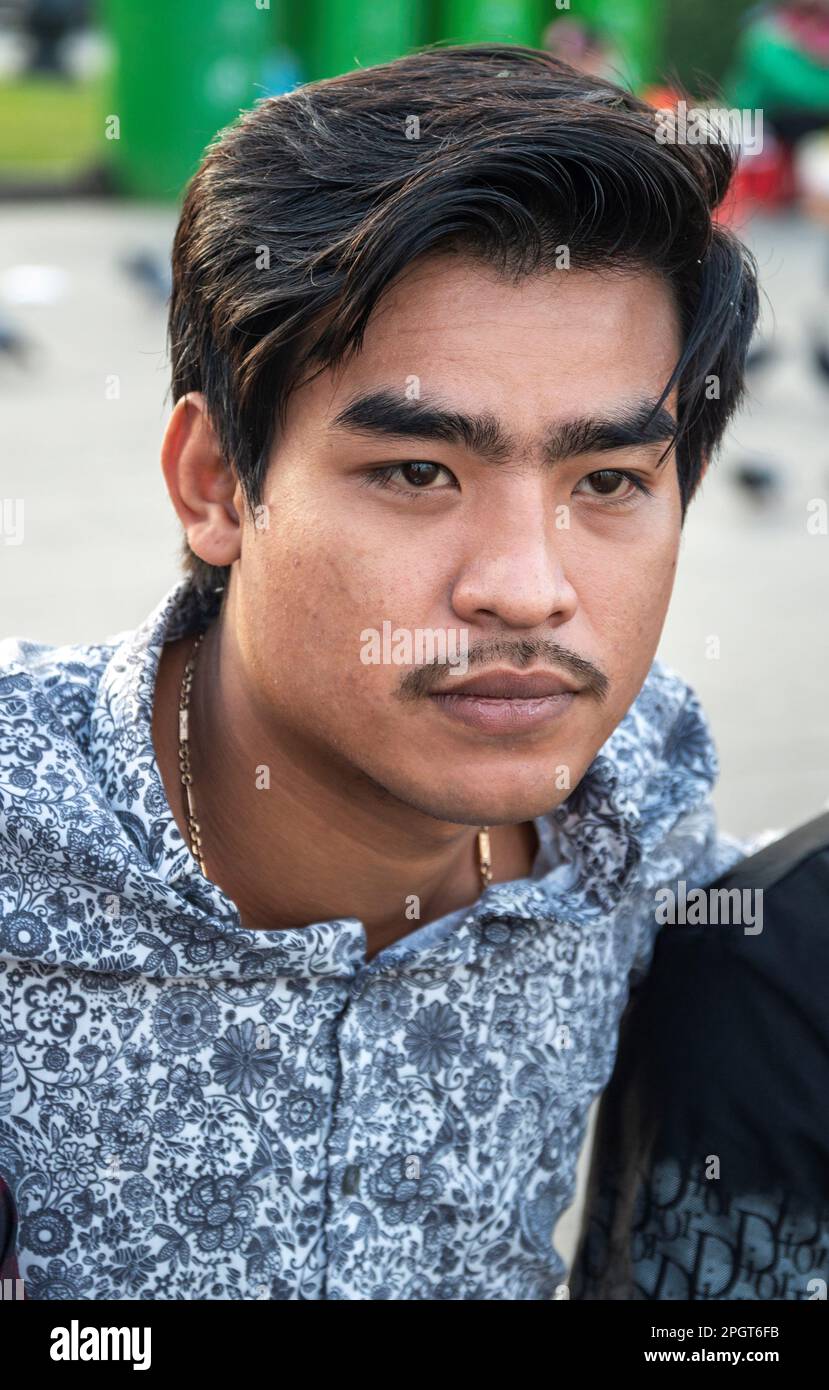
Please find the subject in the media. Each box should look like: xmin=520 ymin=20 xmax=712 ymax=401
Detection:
xmin=396 ymin=637 xmax=610 ymax=702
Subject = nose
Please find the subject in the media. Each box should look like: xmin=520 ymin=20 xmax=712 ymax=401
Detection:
xmin=449 ymin=481 xmax=578 ymax=631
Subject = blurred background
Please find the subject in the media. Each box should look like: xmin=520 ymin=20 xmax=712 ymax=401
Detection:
xmin=1 ymin=0 xmax=828 ymax=1273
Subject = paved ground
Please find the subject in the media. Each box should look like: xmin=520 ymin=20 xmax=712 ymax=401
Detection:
xmin=2 ymin=199 xmax=828 ymax=1273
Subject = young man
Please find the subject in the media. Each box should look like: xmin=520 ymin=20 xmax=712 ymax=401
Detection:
xmin=0 ymin=45 xmax=758 ymax=1300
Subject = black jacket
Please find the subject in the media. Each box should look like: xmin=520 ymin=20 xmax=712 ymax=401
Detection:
xmin=570 ymin=812 xmax=829 ymax=1300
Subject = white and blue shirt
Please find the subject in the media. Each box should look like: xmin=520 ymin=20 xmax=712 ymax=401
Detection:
xmin=0 ymin=580 xmax=744 ymax=1299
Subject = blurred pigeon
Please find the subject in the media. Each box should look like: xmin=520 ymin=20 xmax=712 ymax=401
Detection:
xmin=731 ymin=459 xmax=781 ymax=500
xmin=0 ymin=312 xmax=31 ymax=366
xmin=744 ymin=338 xmax=777 ymax=373
xmin=121 ymin=251 xmax=172 ymax=305
xmin=813 ymin=337 xmax=829 ymax=386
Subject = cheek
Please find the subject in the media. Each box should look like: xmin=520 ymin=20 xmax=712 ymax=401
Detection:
xmin=241 ymin=501 xmax=444 ymax=711
xmin=576 ymin=527 xmax=680 ymax=676
xmin=568 ymin=538 xmax=679 ymax=760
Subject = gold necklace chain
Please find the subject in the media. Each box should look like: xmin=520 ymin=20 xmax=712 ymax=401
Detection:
xmin=177 ymin=631 xmax=493 ymax=892
xmin=178 ymin=631 xmax=207 ymax=878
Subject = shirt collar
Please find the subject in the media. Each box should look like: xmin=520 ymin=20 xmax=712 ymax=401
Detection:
xmin=89 ymin=578 xmax=226 ymax=897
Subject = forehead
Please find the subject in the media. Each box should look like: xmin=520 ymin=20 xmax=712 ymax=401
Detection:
xmin=317 ymin=253 xmax=682 ymax=427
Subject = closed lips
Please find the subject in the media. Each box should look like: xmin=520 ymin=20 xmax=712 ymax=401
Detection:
xmin=431 ymin=671 xmax=580 ymax=699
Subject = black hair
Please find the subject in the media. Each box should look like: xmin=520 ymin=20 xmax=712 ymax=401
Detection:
xmin=168 ymin=43 xmax=759 ymax=601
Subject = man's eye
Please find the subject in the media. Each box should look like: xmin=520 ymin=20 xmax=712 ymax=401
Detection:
xmin=364 ymin=461 xmax=457 ymax=492
xmin=575 ymin=469 xmax=651 ymax=502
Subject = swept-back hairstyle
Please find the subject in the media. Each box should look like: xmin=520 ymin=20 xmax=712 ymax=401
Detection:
xmin=168 ymin=43 xmax=759 ymax=601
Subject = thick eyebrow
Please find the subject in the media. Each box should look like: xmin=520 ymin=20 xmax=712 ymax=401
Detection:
xmin=330 ymin=388 xmax=677 ymax=469
xmin=332 ymin=388 xmax=514 ymax=463
xmin=543 ymin=401 xmax=678 ymax=466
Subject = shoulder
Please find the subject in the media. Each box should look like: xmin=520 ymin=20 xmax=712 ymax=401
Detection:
xmin=628 ymin=657 xmax=716 ymax=768
xmin=0 ymin=630 xmax=120 ymax=762
xmin=600 ymin=657 xmax=722 ymax=837
xmin=624 ymin=813 xmax=829 ymax=1150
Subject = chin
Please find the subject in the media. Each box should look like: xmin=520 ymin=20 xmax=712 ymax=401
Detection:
xmin=392 ymin=777 xmax=569 ymax=827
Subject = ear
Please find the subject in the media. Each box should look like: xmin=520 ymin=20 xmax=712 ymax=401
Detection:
xmin=161 ymin=392 xmax=242 ymax=570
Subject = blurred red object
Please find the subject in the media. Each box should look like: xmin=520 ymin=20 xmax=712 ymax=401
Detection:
xmin=716 ymin=136 xmax=798 ymax=227
xmin=641 ymin=84 xmax=798 ymax=227
xmin=641 ymin=84 xmax=681 ymax=110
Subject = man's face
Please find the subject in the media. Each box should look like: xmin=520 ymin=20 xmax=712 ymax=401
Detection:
xmin=227 ymin=254 xmax=684 ymax=826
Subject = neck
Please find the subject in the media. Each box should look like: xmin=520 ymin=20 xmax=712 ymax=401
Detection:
xmin=153 ymin=604 xmax=537 ymax=959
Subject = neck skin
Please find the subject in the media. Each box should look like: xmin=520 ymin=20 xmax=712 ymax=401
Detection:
xmin=151 ymin=603 xmax=539 ymax=961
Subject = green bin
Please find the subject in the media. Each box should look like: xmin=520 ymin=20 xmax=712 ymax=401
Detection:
xmin=294 ymin=0 xmax=427 ymax=83
xmin=439 ymin=0 xmax=546 ymax=48
xmin=578 ymin=0 xmax=665 ymax=91
xmin=102 ymin=0 xmax=275 ymax=199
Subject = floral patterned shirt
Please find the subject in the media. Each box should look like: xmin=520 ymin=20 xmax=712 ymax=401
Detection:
xmin=0 ymin=580 xmax=744 ymax=1300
